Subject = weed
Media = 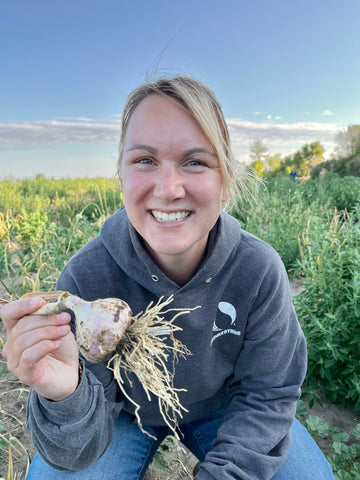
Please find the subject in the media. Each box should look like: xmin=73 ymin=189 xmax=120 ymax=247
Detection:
xmin=152 ymin=437 xmax=175 ymax=470
xmin=294 ymin=211 xmax=360 ymax=409
xmin=297 ymin=400 xmax=360 ymax=479
xmin=1 ymin=175 xmax=360 ymax=478
xmin=306 ymin=416 xmax=360 ymax=479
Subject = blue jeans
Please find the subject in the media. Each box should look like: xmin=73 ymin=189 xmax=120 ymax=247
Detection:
xmin=26 ymin=413 xmax=335 ymax=479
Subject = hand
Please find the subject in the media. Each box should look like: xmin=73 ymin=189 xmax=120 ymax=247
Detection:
xmin=1 ymin=296 xmax=79 ymax=401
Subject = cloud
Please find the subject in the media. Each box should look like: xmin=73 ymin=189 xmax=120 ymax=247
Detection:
xmin=322 ymin=109 xmax=334 ymax=116
xmin=0 ymin=116 xmax=343 ymax=164
xmin=0 ymin=118 xmax=121 ymax=146
xmin=51 ymin=117 xmax=97 ymax=122
xmin=251 ymin=112 xmax=283 ymax=123
xmin=227 ymin=118 xmax=342 ymax=161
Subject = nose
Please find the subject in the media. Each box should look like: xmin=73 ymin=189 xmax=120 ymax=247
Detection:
xmin=153 ymin=163 xmax=185 ymax=201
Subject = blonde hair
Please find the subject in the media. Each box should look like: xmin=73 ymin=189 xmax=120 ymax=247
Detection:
xmin=117 ymin=75 xmax=254 ymax=210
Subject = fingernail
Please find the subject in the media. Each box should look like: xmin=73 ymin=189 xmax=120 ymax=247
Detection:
xmin=58 ymin=325 xmax=69 ymax=334
xmin=29 ymin=297 xmax=41 ymax=308
xmin=57 ymin=313 xmax=69 ymax=323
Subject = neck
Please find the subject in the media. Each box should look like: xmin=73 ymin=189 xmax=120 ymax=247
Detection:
xmin=159 ymin=258 xmax=199 ymax=286
xmin=144 ymin=241 xmax=208 ymax=287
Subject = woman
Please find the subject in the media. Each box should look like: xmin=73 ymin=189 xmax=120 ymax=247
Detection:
xmin=1 ymin=75 xmax=335 ymax=479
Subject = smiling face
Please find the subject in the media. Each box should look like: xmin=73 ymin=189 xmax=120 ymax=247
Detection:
xmin=120 ymin=94 xmax=227 ymax=284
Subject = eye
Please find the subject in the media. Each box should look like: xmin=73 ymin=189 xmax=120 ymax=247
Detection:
xmin=187 ymin=160 xmax=204 ymax=166
xmin=184 ymin=159 xmax=209 ymax=170
xmin=136 ymin=157 xmax=154 ymax=165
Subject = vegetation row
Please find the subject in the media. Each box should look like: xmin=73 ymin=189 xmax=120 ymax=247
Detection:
xmin=0 ymin=172 xmax=359 ymax=478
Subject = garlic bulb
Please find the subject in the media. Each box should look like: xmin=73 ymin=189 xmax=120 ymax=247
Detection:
xmin=21 ymin=291 xmax=200 ymax=439
xmin=27 ymin=291 xmax=132 ymax=363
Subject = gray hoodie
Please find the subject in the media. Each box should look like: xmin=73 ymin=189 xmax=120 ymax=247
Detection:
xmin=26 ymin=207 xmax=307 ymax=480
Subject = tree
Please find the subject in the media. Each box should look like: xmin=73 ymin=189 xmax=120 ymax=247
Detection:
xmin=292 ymin=142 xmax=325 ymax=177
xmin=268 ymin=155 xmax=293 ymax=177
xmin=334 ymin=124 xmax=360 ymax=158
xmin=250 ymin=159 xmax=265 ymax=178
xmin=249 ymin=140 xmax=269 ymax=163
xmin=249 ymin=140 xmax=269 ymax=177
xmin=266 ymin=153 xmax=282 ymax=172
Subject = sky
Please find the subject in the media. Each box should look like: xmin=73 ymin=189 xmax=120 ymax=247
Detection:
xmin=1 ymin=0 xmax=359 ymax=180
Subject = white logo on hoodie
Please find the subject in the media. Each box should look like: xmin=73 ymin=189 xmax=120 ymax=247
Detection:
xmin=211 ymin=302 xmax=241 ymax=345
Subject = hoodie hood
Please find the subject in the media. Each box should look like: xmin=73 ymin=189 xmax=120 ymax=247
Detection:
xmin=100 ymin=206 xmax=242 ymax=296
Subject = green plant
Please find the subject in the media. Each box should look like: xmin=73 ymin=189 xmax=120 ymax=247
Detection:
xmin=305 ymin=416 xmax=360 ymax=479
xmin=0 ymin=177 xmax=123 ymax=300
xmin=233 ymin=178 xmax=326 ymax=273
xmin=0 ymin=420 xmax=7 ymax=459
xmin=2 ymin=175 xmax=360 ymax=477
xmin=296 ymin=401 xmax=360 ymax=479
xmin=152 ymin=436 xmax=175 ymax=470
xmin=232 ymin=177 xmax=360 ymax=409
xmin=294 ymin=211 xmax=360 ymax=409
xmin=15 ymin=196 xmax=55 ymax=251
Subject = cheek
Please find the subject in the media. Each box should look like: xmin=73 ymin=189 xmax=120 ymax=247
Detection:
xmin=192 ymin=177 xmax=224 ymax=204
xmin=122 ymin=172 xmax=147 ymax=200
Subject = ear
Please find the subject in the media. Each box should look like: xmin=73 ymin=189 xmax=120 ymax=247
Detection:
xmin=221 ymin=190 xmax=228 ymax=203
xmin=221 ymin=175 xmax=232 ymax=203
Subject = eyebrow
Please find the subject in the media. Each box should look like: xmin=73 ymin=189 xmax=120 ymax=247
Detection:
xmin=126 ymin=144 xmax=158 ymax=154
xmin=126 ymin=144 xmax=216 ymax=157
xmin=183 ymin=147 xmax=217 ymax=158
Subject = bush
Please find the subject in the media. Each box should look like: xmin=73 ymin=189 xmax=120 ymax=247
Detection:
xmin=234 ymin=177 xmax=360 ymax=410
xmin=294 ymin=210 xmax=360 ymax=409
xmin=324 ymin=175 xmax=360 ymax=213
xmin=0 ymin=177 xmax=123 ymax=298
xmin=311 ymin=154 xmax=360 ymax=178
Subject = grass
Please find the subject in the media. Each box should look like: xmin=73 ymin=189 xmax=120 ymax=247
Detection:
xmin=233 ymin=175 xmax=360 ymax=410
xmin=0 ymin=173 xmax=359 ymax=479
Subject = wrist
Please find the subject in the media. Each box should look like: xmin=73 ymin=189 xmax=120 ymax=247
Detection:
xmin=44 ymin=362 xmax=82 ymax=402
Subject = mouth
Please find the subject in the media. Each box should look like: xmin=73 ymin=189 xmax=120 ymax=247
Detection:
xmin=151 ymin=210 xmax=191 ymax=223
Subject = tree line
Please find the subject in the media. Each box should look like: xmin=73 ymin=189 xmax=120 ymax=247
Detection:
xmin=249 ymin=124 xmax=360 ymax=178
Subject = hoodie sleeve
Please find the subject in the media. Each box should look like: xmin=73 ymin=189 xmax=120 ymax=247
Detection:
xmin=25 ymin=268 xmax=124 ymax=470
xmin=196 ymin=257 xmax=307 ymax=480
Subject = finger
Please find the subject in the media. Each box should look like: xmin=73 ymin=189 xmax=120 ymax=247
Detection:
xmin=18 ymin=323 xmax=70 ymax=356
xmin=2 ymin=312 xmax=70 ymax=357
xmin=11 ymin=338 xmax=65 ymax=387
xmin=10 ymin=311 xmax=71 ymax=338
xmin=3 ymin=325 xmax=70 ymax=374
xmin=3 ymin=312 xmax=70 ymax=360
xmin=0 ymin=296 xmax=47 ymax=331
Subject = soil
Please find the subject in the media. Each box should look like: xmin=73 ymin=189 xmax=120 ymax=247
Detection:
xmin=0 ymin=281 xmax=359 ymax=479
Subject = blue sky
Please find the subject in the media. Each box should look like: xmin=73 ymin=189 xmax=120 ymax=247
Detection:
xmin=1 ymin=0 xmax=359 ymax=179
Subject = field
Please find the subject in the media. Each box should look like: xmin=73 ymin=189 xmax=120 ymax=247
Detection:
xmin=0 ymin=173 xmax=360 ymax=479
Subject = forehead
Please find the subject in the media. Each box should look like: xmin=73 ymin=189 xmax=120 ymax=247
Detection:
xmin=128 ymin=95 xmax=190 ymax=126
xmin=123 ymin=95 xmax=210 ymax=146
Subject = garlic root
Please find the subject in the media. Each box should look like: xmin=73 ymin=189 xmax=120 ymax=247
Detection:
xmin=20 ymin=291 xmax=199 ymax=438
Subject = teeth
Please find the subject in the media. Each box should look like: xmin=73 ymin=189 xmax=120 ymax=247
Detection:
xmin=152 ymin=211 xmax=190 ymax=222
